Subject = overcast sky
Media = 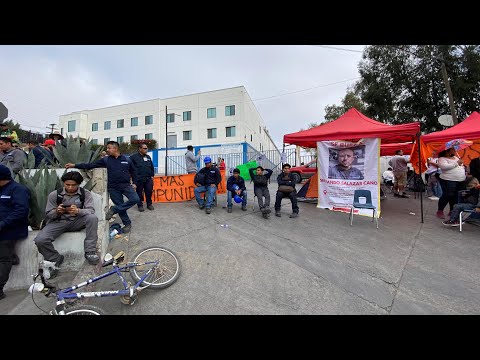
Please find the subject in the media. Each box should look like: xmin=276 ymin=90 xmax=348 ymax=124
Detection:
xmin=0 ymin=45 xmax=365 ymax=147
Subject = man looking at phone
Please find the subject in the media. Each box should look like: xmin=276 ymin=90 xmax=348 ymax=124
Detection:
xmin=34 ymin=171 xmax=99 ymax=278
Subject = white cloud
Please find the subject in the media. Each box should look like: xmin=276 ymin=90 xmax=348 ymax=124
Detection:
xmin=0 ymin=45 xmax=365 ymax=142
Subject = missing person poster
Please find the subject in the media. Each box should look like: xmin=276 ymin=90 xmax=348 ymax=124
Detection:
xmin=317 ymin=138 xmax=380 ymax=217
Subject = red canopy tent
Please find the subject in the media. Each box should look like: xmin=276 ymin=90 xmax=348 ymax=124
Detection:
xmin=411 ymin=111 xmax=480 ymax=174
xmin=284 ymin=108 xmax=420 ymax=147
xmin=380 ymin=142 xmax=414 ymax=156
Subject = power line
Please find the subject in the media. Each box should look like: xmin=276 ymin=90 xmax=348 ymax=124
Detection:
xmin=309 ymin=45 xmax=364 ymax=53
xmin=251 ymin=78 xmax=360 ymax=102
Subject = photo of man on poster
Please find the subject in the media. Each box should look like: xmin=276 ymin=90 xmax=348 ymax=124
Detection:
xmin=328 ymin=147 xmax=365 ymax=180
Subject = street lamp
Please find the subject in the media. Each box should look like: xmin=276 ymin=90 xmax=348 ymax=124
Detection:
xmin=165 ymin=105 xmax=181 ymax=176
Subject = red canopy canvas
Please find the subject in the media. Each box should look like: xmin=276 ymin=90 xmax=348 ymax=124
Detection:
xmin=411 ymin=111 xmax=480 ymax=173
xmin=283 ymin=108 xmax=420 ymax=148
xmin=380 ymin=142 xmax=414 ymax=157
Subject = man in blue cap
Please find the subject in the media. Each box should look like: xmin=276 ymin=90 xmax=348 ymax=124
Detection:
xmin=193 ymin=156 xmax=221 ymax=214
xmin=226 ymin=168 xmax=247 ymax=213
xmin=0 ymin=164 xmax=30 ymax=300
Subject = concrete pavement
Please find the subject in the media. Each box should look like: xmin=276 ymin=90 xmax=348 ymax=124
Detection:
xmin=3 ymin=182 xmax=480 ymax=314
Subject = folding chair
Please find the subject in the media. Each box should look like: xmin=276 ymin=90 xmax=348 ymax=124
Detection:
xmin=349 ymin=189 xmax=378 ymax=228
xmin=459 ymin=210 xmax=474 ymax=232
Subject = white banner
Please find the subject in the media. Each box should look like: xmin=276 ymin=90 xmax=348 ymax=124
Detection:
xmin=317 ymin=138 xmax=380 ymax=217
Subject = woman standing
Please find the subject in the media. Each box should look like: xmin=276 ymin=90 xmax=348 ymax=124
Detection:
xmin=436 ymin=147 xmax=466 ymax=219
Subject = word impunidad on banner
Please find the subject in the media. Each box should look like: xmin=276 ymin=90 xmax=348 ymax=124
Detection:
xmin=320 ymin=178 xmax=378 ymax=186
xmin=151 ymin=171 xmax=226 ymax=203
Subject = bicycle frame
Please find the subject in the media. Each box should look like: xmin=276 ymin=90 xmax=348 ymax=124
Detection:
xmin=50 ymin=259 xmax=159 ymax=314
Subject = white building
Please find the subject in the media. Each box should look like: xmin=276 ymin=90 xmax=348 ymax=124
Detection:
xmin=59 ymin=86 xmax=278 ymax=153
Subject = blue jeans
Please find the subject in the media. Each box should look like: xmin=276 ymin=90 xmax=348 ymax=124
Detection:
xmin=450 ymin=203 xmax=475 ymax=222
xmin=108 ymin=186 xmax=140 ymax=226
xmin=227 ymin=190 xmax=247 ymax=208
xmin=194 ymin=185 xmax=217 ymax=208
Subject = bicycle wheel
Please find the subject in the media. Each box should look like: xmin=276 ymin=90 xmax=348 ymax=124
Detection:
xmin=130 ymin=247 xmax=180 ymax=289
xmin=64 ymin=304 xmax=106 ymax=315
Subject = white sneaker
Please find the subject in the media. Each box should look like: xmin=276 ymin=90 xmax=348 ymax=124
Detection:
xmin=428 ymin=196 xmax=440 ymax=200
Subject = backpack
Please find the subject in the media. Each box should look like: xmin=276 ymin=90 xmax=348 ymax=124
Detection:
xmin=56 ymin=187 xmax=86 ymax=208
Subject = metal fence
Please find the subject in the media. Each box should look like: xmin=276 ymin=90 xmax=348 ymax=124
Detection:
xmin=162 ymin=148 xmax=296 ymax=178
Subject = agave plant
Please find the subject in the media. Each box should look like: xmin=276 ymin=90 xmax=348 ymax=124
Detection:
xmin=17 ymin=164 xmax=62 ymax=230
xmin=52 ymin=135 xmax=104 ymax=168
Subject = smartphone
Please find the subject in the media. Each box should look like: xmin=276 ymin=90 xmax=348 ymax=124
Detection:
xmin=62 ymin=204 xmax=70 ymax=208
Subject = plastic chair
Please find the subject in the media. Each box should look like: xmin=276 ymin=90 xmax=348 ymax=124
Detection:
xmin=349 ymin=190 xmax=378 ymax=228
xmin=457 ymin=189 xmax=480 ymax=232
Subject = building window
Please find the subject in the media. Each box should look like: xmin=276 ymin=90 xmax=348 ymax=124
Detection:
xmin=92 ymin=123 xmax=98 ymax=131
xmin=145 ymin=115 xmax=153 ymax=125
xmin=145 ymin=133 xmax=153 ymax=140
xmin=104 ymin=138 xmax=110 ymax=145
xmin=250 ymin=134 xmax=252 ymax=142
xmin=61 ymin=128 xmax=63 ymax=134
xmin=183 ymin=130 xmax=192 ymax=141
xmin=104 ymin=121 xmax=111 ymax=130
xmin=117 ymin=119 xmax=124 ymax=128
xmin=131 ymin=135 xmax=138 ymax=142
xmin=131 ymin=117 xmax=138 ymax=127
xmin=207 ymin=108 xmax=216 ymax=119
xmin=183 ymin=111 xmax=191 ymax=121
xmin=259 ymin=126 xmax=261 ymax=134
xmin=207 ymin=128 xmax=217 ymax=139
xmin=67 ymin=120 xmax=76 ymax=132
xmin=92 ymin=139 xmax=98 ymax=145
xmin=226 ymin=126 xmax=236 ymax=137
xmin=117 ymin=136 xmax=124 ymax=143
xmin=225 ymin=105 xmax=235 ymax=116
xmin=167 ymin=113 xmax=175 ymax=123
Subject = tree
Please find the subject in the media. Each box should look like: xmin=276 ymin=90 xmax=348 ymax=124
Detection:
xmin=1 ymin=119 xmax=26 ymax=139
xmin=355 ymin=45 xmax=480 ymax=132
xmin=324 ymin=89 xmax=367 ymax=122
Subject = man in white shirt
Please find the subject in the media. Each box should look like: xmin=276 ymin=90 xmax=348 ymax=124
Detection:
xmin=382 ymin=167 xmax=394 ymax=191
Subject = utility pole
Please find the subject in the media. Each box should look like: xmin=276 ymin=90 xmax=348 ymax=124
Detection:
xmin=437 ymin=57 xmax=458 ymax=125
xmin=47 ymin=123 xmax=58 ymax=134
xmin=165 ymin=106 xmax=168 ymax=176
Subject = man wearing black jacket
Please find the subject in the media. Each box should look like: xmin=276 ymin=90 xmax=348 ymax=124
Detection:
xmin=194 ymin=156 xmax=221 ymax=214
xmin=0 ymin=164 xmax=30 ymax=300
xmin=129 ymin=143 xmax=155 ymax=212
xmin=275 ymin=163 xmax=299 ymax=218
xmin=226 ymin=168 xmax=247 ymax=213
xmin=65 ymin=141 xmax=139 ymax=233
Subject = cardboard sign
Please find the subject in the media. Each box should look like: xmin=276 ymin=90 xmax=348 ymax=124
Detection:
xmin=152 ymin=170 xmax=226 ymax=203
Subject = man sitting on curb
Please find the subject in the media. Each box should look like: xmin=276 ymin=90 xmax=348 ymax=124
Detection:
xmin=34 ymin=171 xmax=99 ymax=279
xmin=194 ymin=156 xmax=221 ymax=214
xmin=226 ymin=168 xmax=247 ymax=213
xmin=249 ymin=165 xmax=274 ymax=218
xmin=275 ymin=163 xmax=299 ymax=218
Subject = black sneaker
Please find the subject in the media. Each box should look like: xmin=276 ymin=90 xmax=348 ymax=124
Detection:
xmin=199 ymin=204 xmax=206 ymax=210
xmin=265 ymin=207 xmax=271 ymax=214
xmin=275 ymin=211 xmax=281 ymax=217
xmin=241 ymin=206 xmax=247 ymax=211
xmin=289 ymin=213 xmax=299 ymax=218
xmin=55 ymin=254 xmax=65 ymax=268
xmin=122 ymin=224 xmax=132 ymax=233
xmin=85 ymin=251 xmax=100 ymax=265
xmin=393 ymin=193 xmax=401 ymax=197
xmin=0 ymin=290 xmax=6 ymax=300
xmin=206 ymin=208 xmax=211 ymax=214
xmin=105 ymin=206 xmax=116 ymax=220
xmin=147 ymin=205 xmax=154 ymax=210
xmin=138 ymin=206 xmax=145 ymax=212
xmin=227 ymin=207 xmax=232 ymax=213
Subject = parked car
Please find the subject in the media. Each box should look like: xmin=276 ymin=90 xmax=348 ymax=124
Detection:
xmin=289 ymin=160 xmax=317 ymax=183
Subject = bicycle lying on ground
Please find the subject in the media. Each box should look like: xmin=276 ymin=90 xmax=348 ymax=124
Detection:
xmin=29 ymin=247 xmax=181 ymax=315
